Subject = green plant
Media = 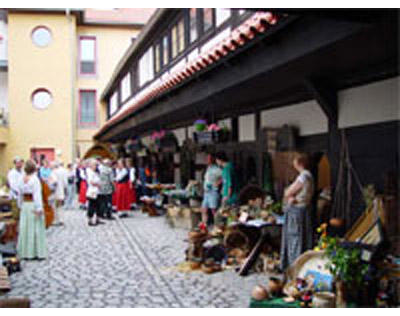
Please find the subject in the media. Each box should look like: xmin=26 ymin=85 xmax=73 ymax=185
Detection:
xmin=324 ymin=236 xmax=369 ymax=285
xmin=269 ymin=201 xmax=283 ymax=215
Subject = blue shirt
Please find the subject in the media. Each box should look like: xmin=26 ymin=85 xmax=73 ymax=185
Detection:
xmin=39 ymin=167 xmax=52 ymax=180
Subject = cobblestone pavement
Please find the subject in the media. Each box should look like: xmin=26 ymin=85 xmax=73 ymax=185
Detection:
xmin=2 ymin=209 xmax=271 ymax=308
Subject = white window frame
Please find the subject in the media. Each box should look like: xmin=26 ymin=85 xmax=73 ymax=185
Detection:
xmin=109 ymin=92 xmax=118 ymax=116
xmin=121 ymin=73 xmax=131 ymax=102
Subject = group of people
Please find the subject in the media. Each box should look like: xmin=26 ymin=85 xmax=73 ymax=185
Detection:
xmin=200 ymin=151 xmax=315 ymax=271
xmin=76 ymin=158 xmax=137 ymax=226
xmin=200 ymin=151 xmax=239 ymax=225
xmin=5 ymin=155 xmax=145 ymax=260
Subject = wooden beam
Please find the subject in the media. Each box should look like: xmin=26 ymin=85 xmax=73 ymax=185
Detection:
xmin=304 ymin=79 xmax=338 ymax=126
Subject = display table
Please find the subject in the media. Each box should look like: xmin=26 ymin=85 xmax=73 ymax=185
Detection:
xmin=249 ymin=297 xmax=301 ymax=308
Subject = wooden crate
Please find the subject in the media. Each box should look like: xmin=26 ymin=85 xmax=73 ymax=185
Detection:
xmin=166 ymin=207 xmax=202 ymax=230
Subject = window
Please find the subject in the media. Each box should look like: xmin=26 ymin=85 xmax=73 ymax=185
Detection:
xmin=171 ymin=18 xmax=185 ymax=59
xmin=162 ymin=35 xmax=169 ymax=67
xmin=154 ymin=42 xmax=161 ymax=73
xmin=203 ymin=8 xmax=214 ymax=32
xmin=79 ymin=90 xmax=97 ymax=126
xmin=109 ymin=92 xmax=118 ymax=116
xmin=171 ymin=25 xmax=178 ymax=58
xmin=189 ymin=9 xmax=198 ymax=43
xmin=31 ymin=26 xmax=52 ymax=47
xmin=215 ymin=9 xmax=231 ymax=26
xmin=32 ymin=89 xmax=52 ymax=110
xmin=79 ymin=37 xmax=96 ymax=75
xmin=138 ymin=47 xmax=154 ymax=87
xmin=121 ymin=73 xmax=131 ymax=102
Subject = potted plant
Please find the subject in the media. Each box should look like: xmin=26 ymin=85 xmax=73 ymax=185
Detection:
xmin=323 ymin=236 xmax=369 ymax=307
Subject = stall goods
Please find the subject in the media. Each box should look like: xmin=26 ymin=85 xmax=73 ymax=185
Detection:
xmin=312 ymin=292 xmax=336 ymax=308
xmin=251 ymin=285 xmax=269 ymax=301
xmin=0 ymin=267 xmax=10 ymax=292
xmin=0 ymin=298 xmax=31 ymax=308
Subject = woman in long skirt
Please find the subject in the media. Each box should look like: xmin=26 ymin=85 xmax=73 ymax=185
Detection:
xmin=17 ymin=160 xmax=47 ymax=260
xmin=125 ymin=158 xmax=137 ymax=209
xmin=115 ymin=159 xmax=131 ymax=217
xmin=280 ymin=153 xmax=314 ymax=271
xmin=78 ymin=161 xmax=88 ymax=208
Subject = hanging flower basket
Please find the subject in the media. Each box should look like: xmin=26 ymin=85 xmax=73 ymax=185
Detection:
xmin=194 ymin=119 xmax=207 ymax=132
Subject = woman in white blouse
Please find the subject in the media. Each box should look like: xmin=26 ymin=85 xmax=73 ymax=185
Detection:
xmin=280 ymin=153 xmax=314 ymax=270
xmin=17 ymin=160 xmax=47 ymax=260
xmin=86 ymin=159 xmax=103 ymax=226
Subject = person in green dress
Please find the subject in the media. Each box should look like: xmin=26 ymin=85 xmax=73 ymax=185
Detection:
xmin=17 ymin=159 xmax=47 ymax=260
xmin=215 ymin=151 xmax=239 ymax=206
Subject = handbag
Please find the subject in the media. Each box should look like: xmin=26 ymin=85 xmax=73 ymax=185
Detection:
xmin=86 ymin=186 xmax=98 ymax=199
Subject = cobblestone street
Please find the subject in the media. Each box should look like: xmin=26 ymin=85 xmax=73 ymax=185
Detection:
xmin=3 ymin=209 xmax=268 ymax=308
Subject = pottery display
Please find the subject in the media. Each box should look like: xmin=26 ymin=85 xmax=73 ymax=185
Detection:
xmin=251 ymin=285 xmax=269 ymax=301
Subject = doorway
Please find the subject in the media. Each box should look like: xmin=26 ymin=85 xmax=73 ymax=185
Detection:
xmin=30 ymin=148 xmax=55 ymax=164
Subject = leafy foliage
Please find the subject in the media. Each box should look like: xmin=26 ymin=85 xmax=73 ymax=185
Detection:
xmin=323 ymin=236 xmax=369 ymax=285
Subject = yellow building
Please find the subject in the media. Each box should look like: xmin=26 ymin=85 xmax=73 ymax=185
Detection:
xmin=0 ymin=8 xmax=154 ymax=175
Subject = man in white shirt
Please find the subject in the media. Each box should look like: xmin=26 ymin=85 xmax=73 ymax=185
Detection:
xmin=7 ymin=156 xmax=24 ymax=200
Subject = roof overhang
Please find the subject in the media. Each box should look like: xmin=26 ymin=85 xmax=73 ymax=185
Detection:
xmin=95 ymin=11 xmax=398 ymax=142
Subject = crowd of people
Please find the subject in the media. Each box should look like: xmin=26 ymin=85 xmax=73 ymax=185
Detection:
xmin=5 ymin=155 xmax=157 ymax=261
xmin=5 ymin=149 xmax=314 ymax=272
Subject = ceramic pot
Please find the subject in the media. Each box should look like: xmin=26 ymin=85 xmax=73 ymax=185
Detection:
xmin=252 ymin=285 xmax=269 ymax=301
xmin=330 ymin=218 xmax=344 ymax=228
xmin=190 ymin=261 xmax=202 ymax=270
xmin=268 ymin=277 xmax=283 ymax=296
xmin=312 ymin=292 xmax=336 ymax=308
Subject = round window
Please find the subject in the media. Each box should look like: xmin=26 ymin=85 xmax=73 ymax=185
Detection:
xmin=32 ymin=89 xmax=52 ymax=110
xmin=31 ymin=26 xmax=52 ymax=47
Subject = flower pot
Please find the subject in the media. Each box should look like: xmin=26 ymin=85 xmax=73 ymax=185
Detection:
xmin=335 ymin=280 xmax=347 ymax=308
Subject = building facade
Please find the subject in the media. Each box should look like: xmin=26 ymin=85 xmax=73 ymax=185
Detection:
xmin=95 ymin=9 xmax=399 ymax=243
xmin=0 ymin=8 xmax=154 ymax=175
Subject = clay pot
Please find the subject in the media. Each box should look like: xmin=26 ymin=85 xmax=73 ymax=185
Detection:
xmin=268 ymin=277 xmax=283 ymax=296
xmin=202 ymin=265 xmax=215 ymax=274
xmin=190 ymin=261 xmax=202 ymax=270
xmin=252 ymin=285 xmax=269 ymax=301
xmin=329 ymin=218 xmax=344 ymax=228
xmin=312 ymin=292 xmax=336 ymax=308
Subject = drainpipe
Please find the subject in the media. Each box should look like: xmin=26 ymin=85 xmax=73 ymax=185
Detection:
xmin=66 ymin=8 xmax=76 ymax=161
